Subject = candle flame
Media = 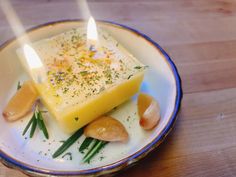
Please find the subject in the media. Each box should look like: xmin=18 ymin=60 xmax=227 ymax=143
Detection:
xmin=23 ymin=44 xmax=46 ymax=83
xmin=23 ymin=44 xmax=43 ymax=69
xmin=87 ymin=16 xmax=98 ymax=42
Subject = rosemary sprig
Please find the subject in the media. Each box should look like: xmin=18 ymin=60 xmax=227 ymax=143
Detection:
xmin=30 ymin=115 xmax=37 ymax=138
xmin=52 ymin=128 xmax=83 ymax=158
xmin=83 ymin=139 xmax=108 ymax=163
xmin=83 ymin=139 xmax=100 ymax=159
xmin=22 ymin=113 xmax=35 ymax=136
xmin=79 ymin=137 xmax=94 ymax=153
xmin=37 ymin=110 xmax=49 ymax=139
xmin=22 ymin=105 xmax=49 ymax=139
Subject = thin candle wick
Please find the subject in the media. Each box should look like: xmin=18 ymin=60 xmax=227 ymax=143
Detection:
xmin=89 ymin=45 xmax=96 ymax=52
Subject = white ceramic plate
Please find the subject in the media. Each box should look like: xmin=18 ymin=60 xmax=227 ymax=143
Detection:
xmin=0 ymin=20 xmax=182 ymax=176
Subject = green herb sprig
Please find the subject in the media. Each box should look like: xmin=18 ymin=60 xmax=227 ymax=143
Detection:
xmin=18 ymin=81 xmax=109 ymax=163
xmin=79 ymin=137 xmax=93 ymax=153
xmin=52 ymin=128 xmax=83 ymax=158
xmin=30 ymin=116 xmax=37 ymax=138
xmin=52 ymin=132 xmax=109 ymax=163
xmin=82 ymin=139 xmax=108 ymax=163
xmin=22 ymin=105 xmax=49 ymax=139
xmin=22 ymin=114 xmax=34 ymax=136
xmin=78 ymin=137 xmax=108 ymax=163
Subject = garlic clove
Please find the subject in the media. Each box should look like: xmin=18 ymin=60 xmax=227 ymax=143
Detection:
xmin=84 ymin=116 xmax=129 ymax=142
xmin=2 ymin=81 xmax=38 ymax=121
xmin=138 ymin=93 xmax=161 ymax=130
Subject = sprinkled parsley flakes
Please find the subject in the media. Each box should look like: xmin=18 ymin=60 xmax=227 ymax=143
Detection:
xmin=127 ymin=75 xmax=133 ymax=80
xmin=134 ymin=66 xmax=142 ymax=69
xmin=62 ymin=152 xmax=72 ymax=160
xmin=80 ymin=71 xmax=89 ymax=76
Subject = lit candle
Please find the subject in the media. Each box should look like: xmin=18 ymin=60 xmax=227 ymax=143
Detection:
xmin=23 ymin=44 xmax=46 ymax=83
xmin=87 ymin=16 xmax=98 ymax=51
xmin=16 ymin=20 xmax=146 ymax=134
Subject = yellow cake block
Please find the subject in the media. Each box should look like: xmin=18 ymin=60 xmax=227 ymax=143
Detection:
xmin=17 ymin=28 xmax=146 ymax=133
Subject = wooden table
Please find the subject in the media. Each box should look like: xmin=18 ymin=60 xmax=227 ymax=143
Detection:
xmin=0 ymin=0 xmax=236 ymax=176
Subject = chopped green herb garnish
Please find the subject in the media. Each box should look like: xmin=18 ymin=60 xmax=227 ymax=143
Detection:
xmin=40 ymin=110 xmax=48 ymax=113
xmin=63 ymin=87 xmax=69 ymax=94
xmin=100 ymin=156 xmax=105 ymax=161
xmin=80 ymin=71 xmax=88 ymax=76
xmin=52 ymin=128 xmax=83 ymax=158
xmin=127 ymin=75 xmax=133 ymax=79
xmin=102 ymin=35 xmax=108 ymax=40
xmin=17 ymin=81 xmax=21 ymax=90
xmin=62 ymin=152 xmax=72 ymax=160
xmin=134 ymin=66 xmax=142 ymax=69
xmin=67 ymin=66 xmax=72 ymax=72
xmin=99 ymin=86 xmax=105 ymax=92
xmin=105 ymin=80 xmax=112 ymax=84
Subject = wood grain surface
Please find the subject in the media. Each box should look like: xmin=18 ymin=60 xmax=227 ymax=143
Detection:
xmin=0 ymin=0 xmax=236 ymax=177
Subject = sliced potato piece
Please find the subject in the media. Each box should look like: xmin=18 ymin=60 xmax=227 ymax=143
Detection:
xmin=2 ymin=81 xmax=38 ymax=121
xmin=84 ymin=116 xmax=129 ymax=142
xmin=138 ymin=93 xmax=160 ymax=130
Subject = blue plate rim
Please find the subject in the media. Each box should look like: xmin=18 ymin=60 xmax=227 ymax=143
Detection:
xmin=0 ymin=19 xmax=183 ymax=176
